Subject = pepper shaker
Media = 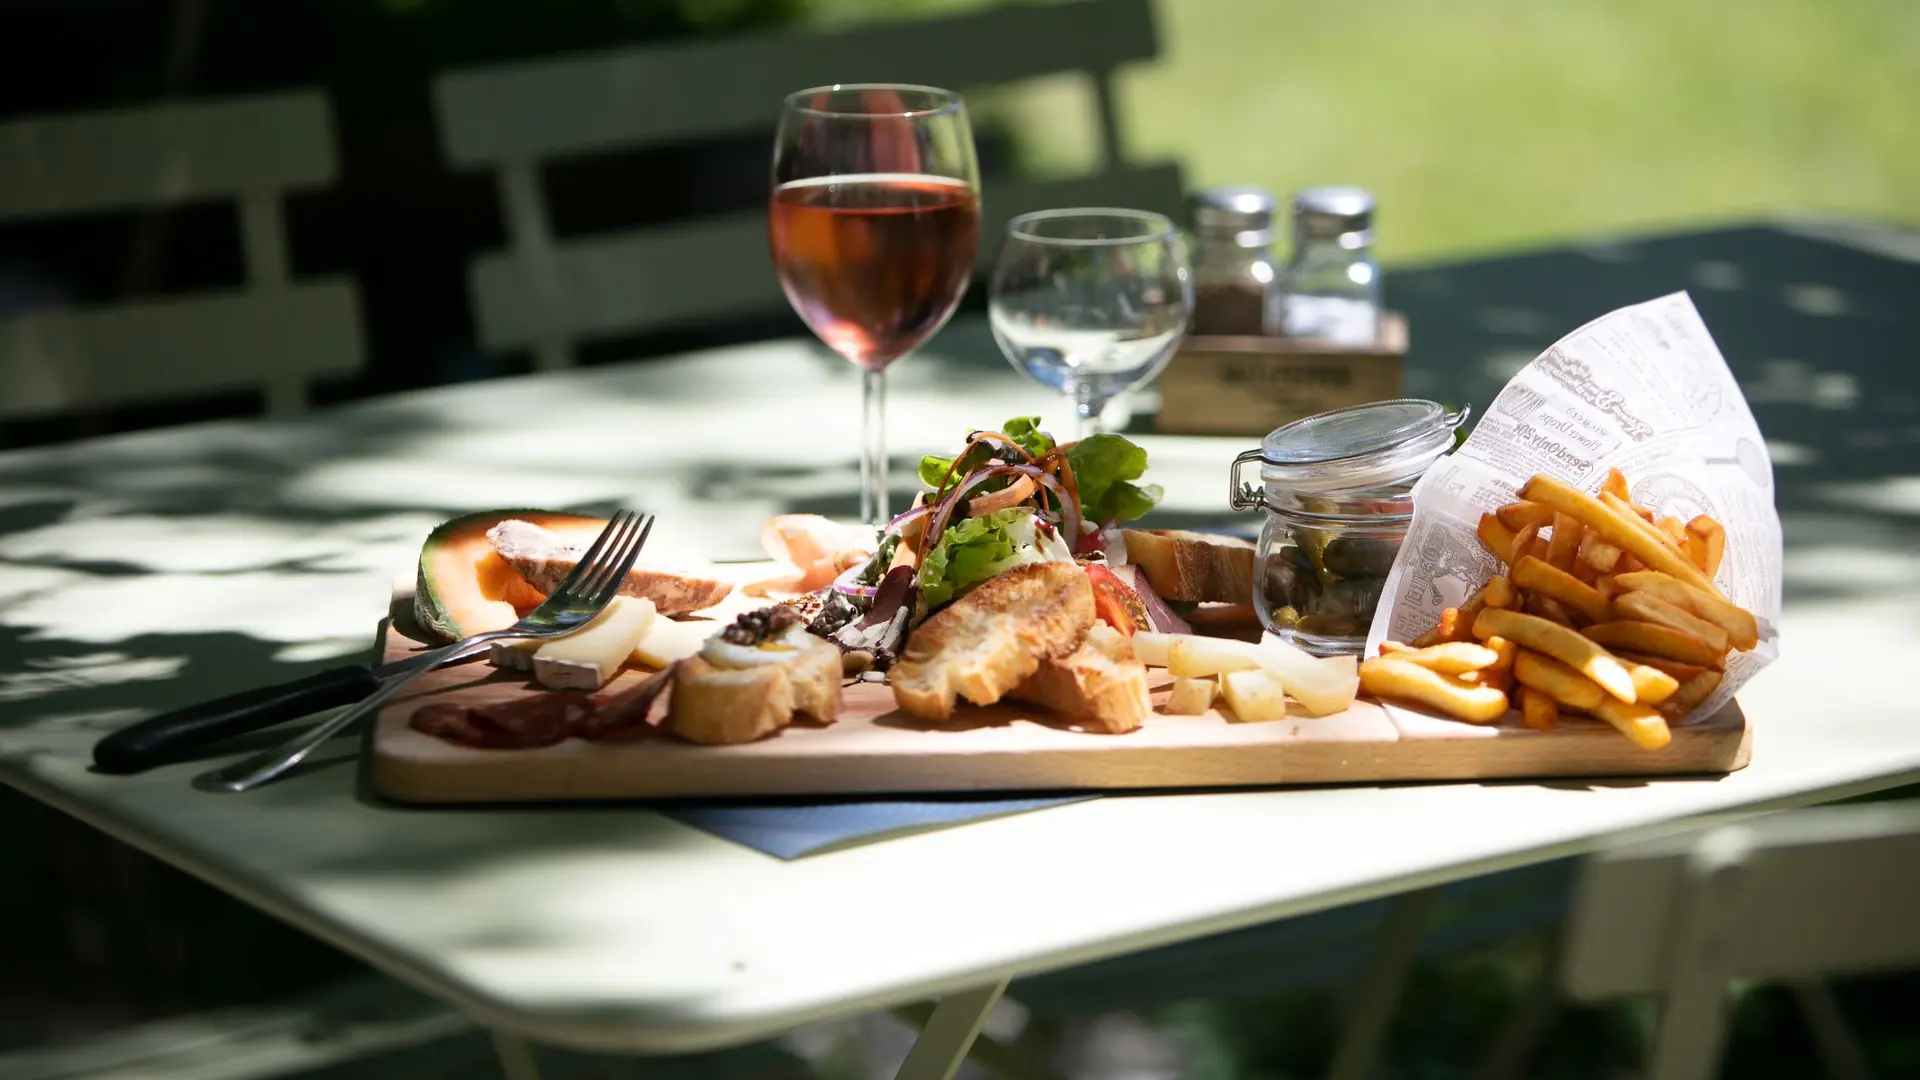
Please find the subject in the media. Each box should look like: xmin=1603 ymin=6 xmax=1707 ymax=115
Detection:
xmin=1187 ymin=186 xmax=1283 ymax=336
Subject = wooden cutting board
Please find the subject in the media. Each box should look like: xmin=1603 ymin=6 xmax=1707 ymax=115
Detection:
xmin=366 ymin=585 xmax=1751 ymax=804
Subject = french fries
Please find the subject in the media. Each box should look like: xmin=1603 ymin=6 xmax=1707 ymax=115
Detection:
xmin=1485 ymin=575 xmax=1518 ymax=610
xmin=1612 ymin=570 xmax=1758 ymax=650
xmin=1577 ymin=530 xmax=1623 ymax=574
xmin=1478 ymin=514 xmax=1517 ymax=565
xmin=1612 ymin=651 xmax=1706 ymax=681
xmin=1474 ymin=608 xmax=1636 ymax=703
xmin=1496 ymin=500 xmax=1557 ymax=531
xmin=1379 ymin=641 xmax=1502 ymax=675
xmin=1686 ymin=516 xmax=1725 ymax=577
xmin=1512 ymin=556 xmax=1611 ymax=624
xmin=1522 ymin=475 xmax=1721 ymax=596
xmin=1357 ymin=657 xmax=1511 ymax=724
xmin=1586 ymin=697 xmax=1672 ymax=751
xmin=1582 ymin=621 xmax=1727 ymax=670
xmin=1482 ymin=636 xmax=1517 ymax=693
xmin=1666 ymin=669 xmax=1723 ymax=714
xmin=1509 ymin=521 xmax=1543 ymax=566
xmin=1360 ymin=468 xmax=1761 ymax=748
xmin=1601 ymin=492 xmax=1683 ymax=552
xmin=1544 ymin=512 xmax=1584 ymax=570
xmin=1611 ymin=592 xmax=1731 ymax=653
xmin=1624 ymin=662 xmax=1680 ymax=705
xmin=1512 ymin=649 xmax=1606 ymax=711
xmin=1519 ymin=685 xmax=1558 ymax=731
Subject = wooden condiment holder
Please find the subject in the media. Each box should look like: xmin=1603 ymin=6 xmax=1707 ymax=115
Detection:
xmin=1153 ymin=312 xmax=1408 ymax=436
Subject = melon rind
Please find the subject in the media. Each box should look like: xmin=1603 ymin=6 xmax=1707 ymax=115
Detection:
xmin=413 ymin=508 xmax=604 ymax=642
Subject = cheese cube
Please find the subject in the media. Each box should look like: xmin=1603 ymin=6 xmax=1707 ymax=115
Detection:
xmin=632 ymin=616 xmax=718 ymax=668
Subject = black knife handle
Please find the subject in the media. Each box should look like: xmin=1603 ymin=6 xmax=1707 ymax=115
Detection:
xmin=92 ymin=665 xmax=382 ymax=774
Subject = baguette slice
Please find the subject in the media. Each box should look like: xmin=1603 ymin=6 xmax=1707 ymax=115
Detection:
xmin=489 ymin=518 xmax=733 ymax=615
xmin=1120 ymin=529 xmax=1255 ymax=605
xmin=891 ymin=561 xmax=1095 ymax=720
xmin=1009 ymin=624 xmax=1152 ymax=734
xmin=665 ymin=636 xmax=841 ymax=745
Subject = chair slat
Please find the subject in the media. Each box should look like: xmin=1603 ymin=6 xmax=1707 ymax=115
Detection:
xmin=470 ymin=164 xmax=1185 ymax=350
xmin=1561 ymin=804 xmax=1920 ymax=999
xmin=0 ymin=93 xmax=336 ymax=219
xmin=0 ymin=284 xmax=363 ymax=418
xmin=435 ymin=0 xmax=1158 ymax=166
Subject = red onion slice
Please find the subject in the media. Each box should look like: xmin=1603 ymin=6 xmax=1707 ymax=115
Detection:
xmin=1010 ymin=464 xmax=1083 ymax=547
xmin=888 ymin=503 xmax=931 ymax=529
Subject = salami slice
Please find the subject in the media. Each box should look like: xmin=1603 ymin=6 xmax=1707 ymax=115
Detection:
xmin=408 ymin=702 xmax=529 ymax=750
xmin=578 ymin=665 xmax=674 ymax=743
xmin=469 ymin=693 xmax=593 ymax=748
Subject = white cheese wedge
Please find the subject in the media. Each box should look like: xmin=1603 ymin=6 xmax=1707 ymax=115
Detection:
xmin=486 ymin=596 xmax=658 ymax=691
xmin=632 ymin=616 xmax=718 ymax=668
xmin=487 ymin=638 xmax=538 ymax=672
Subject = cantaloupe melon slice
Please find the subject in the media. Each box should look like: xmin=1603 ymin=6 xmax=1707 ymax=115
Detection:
xmin=413 ymin=509 xmax=608 ymax=642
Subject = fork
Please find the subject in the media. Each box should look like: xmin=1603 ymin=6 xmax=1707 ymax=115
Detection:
xmin=192 ymin=510 xmax=655 ymax=794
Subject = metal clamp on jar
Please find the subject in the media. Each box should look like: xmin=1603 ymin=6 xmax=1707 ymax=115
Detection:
xmin=1229 ymin=399 xmax=1471 ymax=655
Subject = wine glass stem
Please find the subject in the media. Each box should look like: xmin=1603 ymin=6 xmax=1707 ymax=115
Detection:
xmin=1074 ymin=380 xmax=1102 ymax=440
xmin=861 ymin=366 xmax=888 ymax=525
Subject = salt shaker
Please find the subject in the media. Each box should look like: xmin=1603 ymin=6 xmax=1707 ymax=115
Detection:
xmin=1187 ymin=186 xmax=1283 ymax=336
xmin=1281 ymin=186 xmax=1382 ymax=347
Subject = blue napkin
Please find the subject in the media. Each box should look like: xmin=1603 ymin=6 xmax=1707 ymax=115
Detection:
xmin=661 ymin=795 xmax=1097 ymax=859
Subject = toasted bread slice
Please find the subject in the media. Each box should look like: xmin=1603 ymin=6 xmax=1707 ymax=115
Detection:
xmin=665 ymin=636 xmax=842 ymax=745
xmin=1010 ymin=624 xmax=1152 ymax=734
xmin=489 ymin=519 xmax=733 ymax=615
xmin=1120 ymin=529 xmax=1255 ymax=604
xmin=891 ymin=562 xmax=1095 ymax=720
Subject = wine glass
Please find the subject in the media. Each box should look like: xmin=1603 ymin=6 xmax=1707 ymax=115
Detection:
xmin=768 ymin=84 xmax=982 ymax=526
xmin=988 ymin=209 xmax=1193 ymax=438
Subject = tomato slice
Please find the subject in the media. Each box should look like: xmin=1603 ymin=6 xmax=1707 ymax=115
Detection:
xmin=1084 ymin=563 xmax=1151 ymax=636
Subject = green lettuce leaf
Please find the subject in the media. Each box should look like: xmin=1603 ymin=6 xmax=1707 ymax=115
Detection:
xmin=917 ymin=417 xmax=1058 ymax=490
xmin=918 ymin=507 xmax=1037 ymax=608
xmin=1000 ymin=416 xmax=1056 ymax=459
xmin=1067 ymin=433 xmax=1163 ymax=527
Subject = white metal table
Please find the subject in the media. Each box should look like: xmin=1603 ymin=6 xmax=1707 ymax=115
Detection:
xmin=3 ymin=290 xmax=1917 ymax=1076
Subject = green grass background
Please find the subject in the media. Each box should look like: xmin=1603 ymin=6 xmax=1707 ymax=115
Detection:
xmin=808 ymin=0 xmax=1920 ymax=263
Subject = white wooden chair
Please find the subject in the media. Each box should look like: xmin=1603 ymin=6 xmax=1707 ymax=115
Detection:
xmin=0 ymin=91 xmax=364 ymax=420
xmin=1558 ymin=804 xmax=1920 ymax=1080
xmin=432 ymin=0 xmax=1186 ymax=372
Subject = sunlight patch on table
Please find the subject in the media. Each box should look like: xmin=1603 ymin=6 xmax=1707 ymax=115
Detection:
xmin=1818 ymin=477 xmax=1920 ymax=518
xmin=0 ymin=652 xmax=186 ymax=703
xmin=3 ymin=512 xmax=431 ymax=575
xmin=2 ymin=571 xmax=382 ymax=644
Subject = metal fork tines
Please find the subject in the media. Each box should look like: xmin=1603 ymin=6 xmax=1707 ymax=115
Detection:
xmin=192 ymin=510 xmax=655 ymax=794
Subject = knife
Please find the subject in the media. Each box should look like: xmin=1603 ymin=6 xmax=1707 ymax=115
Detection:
xmin=91 ymin=651 xmax=485 ymax=775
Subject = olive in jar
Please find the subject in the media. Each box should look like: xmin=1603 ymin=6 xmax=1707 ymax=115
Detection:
xmin=1260 ymin=543 xmax=1389 ymax=641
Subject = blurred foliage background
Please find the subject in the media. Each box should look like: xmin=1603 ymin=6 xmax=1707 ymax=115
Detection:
xmin=810 ymin=0 xmax=1920 ymax=263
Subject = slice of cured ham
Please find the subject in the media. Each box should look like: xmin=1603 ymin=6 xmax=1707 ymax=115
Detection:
xmin=487 ymin=519 xmax=734 ymax=616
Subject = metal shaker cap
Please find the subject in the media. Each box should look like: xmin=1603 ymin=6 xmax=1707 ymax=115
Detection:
xmin=1292 ymin=186 xmax=1375 ymax=241
xmin=1190 ymin=185 xmax=1277 ymax=246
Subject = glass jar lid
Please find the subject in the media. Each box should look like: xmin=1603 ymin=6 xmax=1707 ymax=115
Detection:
xmin=1240 ymin=399 xmax=1469 ymax=498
